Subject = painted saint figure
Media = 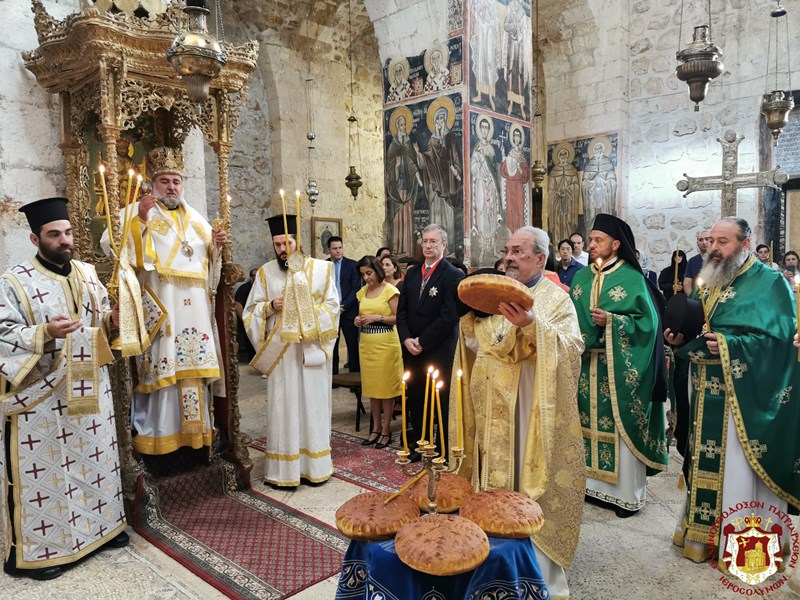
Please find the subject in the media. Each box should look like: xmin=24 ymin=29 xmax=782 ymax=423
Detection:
xmin=424 ymin=45 xmax=451 ymax=93
xmin=386 ymin=108 xmax=423 ymax=257
xmin=387 ymin=59 xmax=412 ymax=103
xmin=470 ymin=0 xmax=499 ymax=110
xmin=502 ymin=0 xmax=530 ymax=118
xmin=549 ymin=143 xmax=581 ymax=245
xmin=471 ymin=115 xmax=501 ymax=266
xmin=414 ymin=99 xmax=462 ymax=248
xmin=581 ymin=137 xmax=618 ymax=226
xmin=501 ymin=125 xmax=530 ymax=233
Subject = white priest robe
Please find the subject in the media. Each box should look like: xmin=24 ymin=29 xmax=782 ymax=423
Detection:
xmin=110 ymin=199 xmax=222 ymax=455
xmin=244 ymin=256 xmax=339 ymax=487
xmin=0 ymin=258 xmax=126 ymax=568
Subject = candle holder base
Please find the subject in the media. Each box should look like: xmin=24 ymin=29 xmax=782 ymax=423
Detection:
xmin=393 ymin=443 xmax=464 ymax=514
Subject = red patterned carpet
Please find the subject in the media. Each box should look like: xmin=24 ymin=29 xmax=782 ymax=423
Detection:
xmin=249 ymin=430 xmax=409 ymax=491
xmin=133 ymin=458 xmax=348 ymax=599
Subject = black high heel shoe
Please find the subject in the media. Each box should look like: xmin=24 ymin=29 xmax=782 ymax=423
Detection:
xmin=361 ymin=431 xmax=381 ymax=446
xmin=375 ymin=433 xmax=393 ymax=449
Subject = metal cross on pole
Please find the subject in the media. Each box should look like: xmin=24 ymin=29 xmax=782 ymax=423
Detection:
xmin=676 ymin=130 xmax=789 ymax=217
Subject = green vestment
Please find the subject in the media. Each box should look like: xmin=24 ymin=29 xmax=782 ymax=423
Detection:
xmin=675 ymin=257 xmax=800 ymax=556
xmin=570 ymin=260 xmax=668 ymax=485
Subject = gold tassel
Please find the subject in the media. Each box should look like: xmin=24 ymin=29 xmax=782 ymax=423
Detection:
xmin=677 ymin=472 xmax=686 ymax=490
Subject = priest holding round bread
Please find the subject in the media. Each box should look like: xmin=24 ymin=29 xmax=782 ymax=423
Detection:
xmin=450 ymin=226 xmax=586 ymax=599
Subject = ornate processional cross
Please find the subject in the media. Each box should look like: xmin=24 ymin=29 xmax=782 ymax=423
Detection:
xmin=676 ymin=130 xmax=789 ymax=217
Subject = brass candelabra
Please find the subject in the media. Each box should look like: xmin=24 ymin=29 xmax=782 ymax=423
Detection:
xmin=394 ymin=441 xmax=464 ymax=513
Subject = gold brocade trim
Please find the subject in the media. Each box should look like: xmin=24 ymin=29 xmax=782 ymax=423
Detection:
xmin=132 ymin=429 xmax=214 ymax=455
xmin=0 ymin=272 xmax=48 ymax=389
xmin=605 ymin=312 xmax=667 ymax=472
xmin=264 ymin=472 xmax=332 ymax=487
xmin=265 ymin=448 xmax=333 ymax=460
xmin=718 ymin=335 xmax=800 ymax=508
xmin=590 ymin=259 xmax=625 ymax=309
xmin=157 ymin=271 xmax=209 ymax=285
xmin=585 ymin=350 xmax=619 ymax=484
xmin=7 ymin=415 xmax=126 ymax=568
xmin=129 ymin=216 xmax=145 ymax=267
xmin=133 ymin=368 xmax=221 ymax=394
xmin=64 ymin=328 xmax=101 ymax=416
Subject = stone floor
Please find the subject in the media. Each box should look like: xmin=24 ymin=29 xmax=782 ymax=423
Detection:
xmin=2 ymin=363 xmax=799 ymax=599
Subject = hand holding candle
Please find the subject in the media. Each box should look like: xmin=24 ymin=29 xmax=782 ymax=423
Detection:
xmin=593 ymin=258 xmax=603 ymax=307
xmin=696 ymin=277 xmax=711 ymax=333
xmin=401 ymin=371 xmax=410 ymax=452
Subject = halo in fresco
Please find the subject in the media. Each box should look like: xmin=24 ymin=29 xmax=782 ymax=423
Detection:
xmin=588 ymin=135 xmax=613 ymax=157
xmin=388 ymin=105 xmax=414 ymax=137
xmin=474 ymin=113 xmax=494 ymax=140
xmin=552 ymin=141 xmax=576 ymax=163
xmin=424 ymin=43 xmax=450 ymax=74
xmin=426 ymin=97 xmax=457 ymax=132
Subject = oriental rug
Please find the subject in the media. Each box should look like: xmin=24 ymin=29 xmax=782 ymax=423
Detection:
xmin=248 ymin=430 xmax=408 ymax=492
xmin=133 ymin=458 xmax=349 ymax=599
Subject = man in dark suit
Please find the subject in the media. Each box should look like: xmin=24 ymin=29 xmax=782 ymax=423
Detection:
xmin=397 ymin=224 xmax=465 ymax=462
xmin=328 ymin=236 xmax=361 ymax=374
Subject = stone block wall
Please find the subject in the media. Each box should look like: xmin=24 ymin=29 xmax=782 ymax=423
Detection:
xmin=542 ymin=0 xmax=800 ymax=272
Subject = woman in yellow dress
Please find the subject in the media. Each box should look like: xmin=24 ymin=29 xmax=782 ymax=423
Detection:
xmin=355 ymin=256 xmax=403 ymax=449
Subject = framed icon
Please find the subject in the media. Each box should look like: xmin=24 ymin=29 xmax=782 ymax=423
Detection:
xmin=310 ymin=217 xmax=342 ymax=258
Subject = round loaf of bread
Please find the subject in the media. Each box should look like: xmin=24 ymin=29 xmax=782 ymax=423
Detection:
xmin=335 ymin=491 xmax=420 ymax=541
xmin=395 ymin=514 xmax=490 ymax=576
xmin=460 ymin=489 xmax=544 ymax=538
xmin=458 ymin=274 xmax=533 ymax=315
xmin=407 ymin=472 xmax=474 ymax=513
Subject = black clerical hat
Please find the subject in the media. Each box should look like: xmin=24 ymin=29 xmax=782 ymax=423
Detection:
xmin=591 ymin=213 xmax=640 ymax=272
xmin=18 ymin=197 xmax=70 ymax=232
xmin=663 ymin=293 xmax=704 ymax=340
xmin=266 ymin=214 xmax=298 ymax=238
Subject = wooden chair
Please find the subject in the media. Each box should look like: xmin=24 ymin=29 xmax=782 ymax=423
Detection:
xmin=331 ymin=372 xmax=366 ymax=431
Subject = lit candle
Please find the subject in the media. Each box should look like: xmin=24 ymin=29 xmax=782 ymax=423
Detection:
xmin=98 ymin=164 xmax=118 ymax=256
xmin=132 ymin=174 xmax=143 ymax=204
xmin=435 ymin=381 xmax=445 ymax=459
xmin=456 ymin=369 xmax=463 ymax=449
xmin=401 ymin=371 xmax=410 ymax=452
xmin=593 ymin=257 xmax=603 ymax=307
xmin=673 ymin=247 xmax=679 ymax=293
xmin=420 ymin=366 xmax=433 ymax=444
xmin=795 ymin=275 xmax=800 ymax=362
xmin=696 ymin=277 xmax=711 ymax=333
xmin=295 ymin=190 xmax=301 ymax=253
xmin=279 ymin=189 xmax=291 ymax=257
xmin=429 ymin=369 xmax=439 ymax=444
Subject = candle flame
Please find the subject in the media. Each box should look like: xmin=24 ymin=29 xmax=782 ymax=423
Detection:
xmin=98 ymin=164 xmax=105 ymax=173
xmin=279 ymin=188 xmax=285 ymax=196
xmin=432 ymin=369 xmax=440 ymax=380
xmin=436 ymin=380 xmax=443 ymax=389
xmin=457 ymin=369 xmax=462 ymax=378
xmin=137 ymin=174 xmax=143 ymax=182
xmin=295 ymin=190 xmax=300 ymax=197
xmin=427 ymin=365 xmax=434 ymax=374
xmin=402 ymin=371 xmax=410 ymax=382
xmin=595 ymin=257 xmax=603 ymax=268
xmin=128 ymin=169 xmax=134 ymax=177
xmin=696 ymin=277 xmax=704 ymax=288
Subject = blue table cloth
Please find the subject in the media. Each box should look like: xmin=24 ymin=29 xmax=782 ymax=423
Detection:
xmin=335 ymin=534 xmax=548 ymax=600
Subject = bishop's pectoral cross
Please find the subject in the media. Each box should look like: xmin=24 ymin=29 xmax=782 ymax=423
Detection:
xmin=676 ymin=129 xmax=789 ymax=217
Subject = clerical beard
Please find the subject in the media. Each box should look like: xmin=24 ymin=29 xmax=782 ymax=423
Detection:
xmin=697 ymin=248 xmax=749 ymax=289
xmin=157 ymin=195 xmax=182 ymax=210
xmin=277 ymin=253 xmax=289 ymax=271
